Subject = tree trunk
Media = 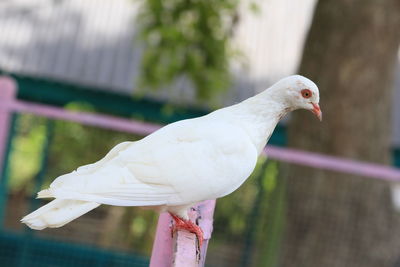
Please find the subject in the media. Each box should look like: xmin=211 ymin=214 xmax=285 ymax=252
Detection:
xmin=281 ymin=1 xmax=400 ymax=267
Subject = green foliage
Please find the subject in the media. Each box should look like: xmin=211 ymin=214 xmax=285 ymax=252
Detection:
xmin=262 ymin=159 xmax=279 ymax=192
xmin=137 ymin=0 xmax=239 ymax=101
xmin=8 ymin=115 xmax=47 ymax=191
xmin=253 ymin=161 xmax=286 ymax=267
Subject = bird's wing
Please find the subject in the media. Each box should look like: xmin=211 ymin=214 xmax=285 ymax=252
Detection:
xmin=75 ymin=141 xmax=133 ymax=175
xmin=115 ymin=117 xmax=258 ymax=204
xmin=47 ymin=115 xmax=257 ymax=206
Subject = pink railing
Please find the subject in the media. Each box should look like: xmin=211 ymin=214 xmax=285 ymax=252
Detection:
xmin=1 ymin=76 xmax=400 ymax=266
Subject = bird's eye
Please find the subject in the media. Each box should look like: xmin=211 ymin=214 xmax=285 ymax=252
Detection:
xmin=301 ymin=89 xmax=312 ymax=99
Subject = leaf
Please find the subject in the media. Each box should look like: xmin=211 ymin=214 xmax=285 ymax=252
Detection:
xmin=136 ymin=0 xmax=239 ymax=102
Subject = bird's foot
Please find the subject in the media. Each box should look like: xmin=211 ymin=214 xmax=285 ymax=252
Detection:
xmin=170 ymin=213 xmax=204 ymax=247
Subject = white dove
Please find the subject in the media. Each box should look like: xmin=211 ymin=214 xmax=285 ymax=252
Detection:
xmin=21 ymin=75 xmax=321 ymax=245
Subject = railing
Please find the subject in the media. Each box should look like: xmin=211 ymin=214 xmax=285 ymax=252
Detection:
xmin=2 ymin=76 xmax=400 ymax=266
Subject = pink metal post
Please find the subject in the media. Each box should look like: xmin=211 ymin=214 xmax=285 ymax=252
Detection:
xmin=149 ymin=213 xmax=174 ymax=266
xmin=0 ymin=76 xmax=17 ymax=174
xmin=150 ymin=200 xmax=216 ymax=267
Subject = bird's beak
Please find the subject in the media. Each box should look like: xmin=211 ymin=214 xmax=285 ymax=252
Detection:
xmin=310 ymin=103 xmax=322 ymax=121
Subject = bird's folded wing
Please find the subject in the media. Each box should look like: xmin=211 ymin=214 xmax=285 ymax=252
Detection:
xmin=113 ymin=120 xmax=256 ymax=204
xmin=48 ymin=118 xmax=254 ymax=206
xmin=46 ymin=138 xmax=182 ymax=206
xmin=76 ymin=141 xmax=133 ymax=175
xmin=49 ymin=183 xmax=177 ymax=206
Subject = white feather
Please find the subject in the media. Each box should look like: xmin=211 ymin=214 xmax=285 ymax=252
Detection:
xmin=21 ymin=199 xmax=100 ymax=230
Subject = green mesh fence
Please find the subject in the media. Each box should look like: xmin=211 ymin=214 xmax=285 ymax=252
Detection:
xmin=0 ymin=231 xmax=148 ymax=267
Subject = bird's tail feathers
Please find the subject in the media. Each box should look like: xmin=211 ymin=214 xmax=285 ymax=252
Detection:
xmin=37 ymin=189 xmax=53 ymax=199
xmin=21 ymin=199 xmax=100 ymax=230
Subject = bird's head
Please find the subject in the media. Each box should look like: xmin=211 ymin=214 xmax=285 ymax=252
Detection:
xmin=272 ymin=75 xmax=322 ymax=121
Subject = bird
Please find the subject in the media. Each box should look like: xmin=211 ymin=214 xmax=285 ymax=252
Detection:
xmin=21 ymin=75 xmax=321 ymax=246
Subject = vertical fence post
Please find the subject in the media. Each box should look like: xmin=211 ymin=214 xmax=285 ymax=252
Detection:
xmin=0 ymin=76 xmax=17 ymax=178
xmin=149 ymin=200 xmax=216 ymax=267
xmin=149 ymin=212 xmax=174 ymax=266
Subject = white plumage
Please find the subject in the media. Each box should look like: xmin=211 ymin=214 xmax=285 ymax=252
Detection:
xmin=21 ymin=75 xmax=321 ymax=230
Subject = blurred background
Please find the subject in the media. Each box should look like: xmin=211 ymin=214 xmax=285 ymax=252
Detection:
xmin=0 ymin=0 xmax=400 ymax=266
